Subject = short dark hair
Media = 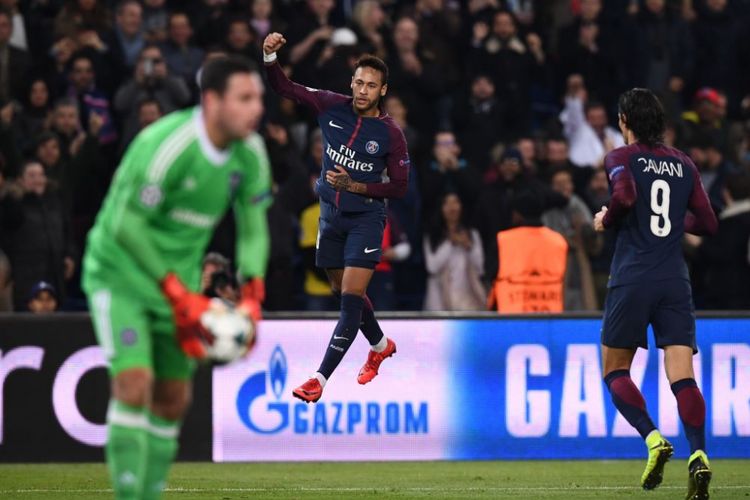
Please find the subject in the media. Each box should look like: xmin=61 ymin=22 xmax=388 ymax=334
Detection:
xmin=138 ymin=97 xmax=163 ymax=112
xmin=618 ymin=88 xmax=666 ymax=146
xmin=53 ymin=97 xmax=77 ymax=110
xmin=354 ymin=54 xmax=388 ymax=85
xmin=116 ymin=0 xmax=140 ymax=16
xmin=199 ymin=56 xmax=257 ymax=95
xmin=69 ymin=52 xmax=94 ymax=71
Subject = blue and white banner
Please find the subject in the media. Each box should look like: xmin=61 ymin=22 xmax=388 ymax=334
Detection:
xmin=212 ymin=318 xmax=750 ymax=461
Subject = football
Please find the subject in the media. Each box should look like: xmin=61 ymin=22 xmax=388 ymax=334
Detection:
xmin=200 ymin=298 xmax=254 ymax=364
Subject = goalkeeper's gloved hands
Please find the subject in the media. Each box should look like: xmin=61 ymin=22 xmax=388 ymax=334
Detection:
xmin=237 ymin=277 xmax=264 ymax=349
xmin=161 ymin=272 xmax=211 ymax=359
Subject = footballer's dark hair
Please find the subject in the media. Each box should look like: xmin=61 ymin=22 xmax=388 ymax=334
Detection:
xmin=618 ymin=88 xmax=666 ymax=146
xmin=354 ymin=54 xmax=389 ymax=85
xmin=199 ymin=56 xmax=258 ymax=95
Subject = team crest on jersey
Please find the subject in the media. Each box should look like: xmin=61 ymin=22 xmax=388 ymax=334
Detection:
xmin=366 ymin=140 xmax=379 ymax=154
xmin=229 ymin=172 xmax=243 ymax=200
xmin=121 ymin=328 xmax=138 ymax=346
xmin=139 ymin=184 xmax=163 ymax=207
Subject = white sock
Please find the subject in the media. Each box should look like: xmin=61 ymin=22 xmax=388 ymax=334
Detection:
xmin=313 ymin=372 xmax=327 ymax=387
xmin=371 ymin=336 xmax=388 ymax=353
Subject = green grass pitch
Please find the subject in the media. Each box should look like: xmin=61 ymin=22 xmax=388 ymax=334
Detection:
xmin=1 ymin=460 xmax=748 ymax=499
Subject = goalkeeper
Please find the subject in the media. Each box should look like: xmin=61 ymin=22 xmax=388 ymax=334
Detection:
xmin=82 ymin=56 xmax=271 ymax=499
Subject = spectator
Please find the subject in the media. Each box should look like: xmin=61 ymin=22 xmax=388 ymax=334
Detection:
xmin=27 ymin=281 xmax=59 ymax=314
xmin=516 ymin=136 xmax=539 ymax=176
xmin=0 ymin=7 xmax=30 ymax=104
xmin=688 ymin=135 xmax=736 ymax=212
xmin=631 ymin=0 xmax=693 ymax=100
xmin=114 ymin=44 xmax=190 ymax=146
xmin=424 ymin=192 xmax=485 ymax=311
xmin=285 ymin=0 xmax=336 ymax=85
xmin=469 ymin=10 xmax=545 ymax=134
xmin=696 ymin=172 xmax=750 ymax=309
xmin=189 ymin=0 xmax=232 ymax=48
xmin=452 ymin=74 xmax=508 ymax=173
xmin=582 ymin=166 xmax=615 ymax=304
xmin=387 ymin=16 xmax=444 ymax=136
xmin=224 ymin=16 xmax=262 ymax=65
xmin=557 ymin=0 xmax=619 ymax=106
xmin=692 ymin=0 xmax=737 ymax=92
xmin=678 ymin=87 xmax=728 ymax=152
xmin=1 ymin=0 xmax=26 ymax=50
xmin=54 ymin=0 xmax=111 ymax=39
xmin=160 ymin=11 xmax=204 ymax=95
xmin=542 ymin=167 xmax=601 ymax=310
xmin=50 ymin=97 xmax=82 ymax=159
xmin=560 ymin=73 xmax=625 ymax=168
xmin=43 ymin=100 xmax=106 ymax=235
xmin=200 ymin=252 xmax=239 ymax=302
xmin=0 ymin=161 xmax=74 ymax=311
xmin=299 ymin=174 xmax=336 ymax=311
xmin=404 ymin=0 xmax=463 ymax=92
xmin=104 ymin=0 xmax=145 ymax=83
xmin=313 ymin=27 xmax=363 ymax=94
xmin=142 ymin=0 xmax=168 ymax=43
xmin=200 ymin=252 xmax=230 ymax=294
xmin=369 ymin=212 xmax=412 ymax=311
xmin=474 ymin=148 xmax=567 ymax=279
xmin=249 ymin=0 xmax=283 ymax=42
xmin=488 ymin=190 xmax=568 ymax=313
xmin=351 ymin=0 xmax=388 ymax=59
xmin=420 ymin=130 xmax=481 ymax=217
xmin=66 ymin=52 xmax=117 ymax=144
xmin=15 ymin=79 xmax=54 ymax=155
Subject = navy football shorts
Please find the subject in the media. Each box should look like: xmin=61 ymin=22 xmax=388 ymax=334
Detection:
xmin=601 ymin=278 xmax=697 ymax=352
xmin=316 ymin=201 xmax=386 ymax=270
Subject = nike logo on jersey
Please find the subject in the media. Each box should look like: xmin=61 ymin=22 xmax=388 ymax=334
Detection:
xmin=333 ymin=335 xmax=348 ymax=341
xmin=329 ymin=120 xmax=343 ymax=129
xmin=364 ymin=247 xmax=379 ymax=254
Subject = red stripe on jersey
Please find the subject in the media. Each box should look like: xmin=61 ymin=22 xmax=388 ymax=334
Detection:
xmin=335 ymin=190 xmax=340 ymax=207
xmin=347 ymin=116 xmax=363 ymax=148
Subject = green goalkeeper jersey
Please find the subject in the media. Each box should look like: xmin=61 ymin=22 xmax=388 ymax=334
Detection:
xmin=83 ymin=107 xmax=272 ymax=306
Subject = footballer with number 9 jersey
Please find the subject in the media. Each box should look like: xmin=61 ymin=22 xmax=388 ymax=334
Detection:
xmin=82 ymin=57 xmax=270 ymax=500
xmin=593 ymin=88 xmax=717 ymax=499
xmin=262 ymin=32 xmax=410 ymax=403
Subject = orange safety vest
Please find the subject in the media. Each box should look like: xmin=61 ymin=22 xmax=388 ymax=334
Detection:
xmin=490 ymin=226 xmax=568 ymax=313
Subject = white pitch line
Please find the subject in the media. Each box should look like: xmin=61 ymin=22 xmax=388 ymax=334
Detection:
xmin=2 ymin=485 xmax=749 ymax=494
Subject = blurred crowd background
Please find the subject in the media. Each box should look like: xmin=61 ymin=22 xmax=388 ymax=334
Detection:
xmin=1 ymin=0 xmax=749 ymax=313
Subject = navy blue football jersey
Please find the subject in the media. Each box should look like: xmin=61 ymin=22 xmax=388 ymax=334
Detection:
xmin=603 ymin=143 xmax=716 ymax=287
xmin=266 ymin=62 xmax=409 ymax=213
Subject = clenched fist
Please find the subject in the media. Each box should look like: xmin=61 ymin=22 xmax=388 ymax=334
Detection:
xmin=263 ymin=32 xmax=287 ymax=56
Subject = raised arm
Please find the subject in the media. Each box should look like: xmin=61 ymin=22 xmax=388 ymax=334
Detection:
xmin=263 ymin=32 xmax=347 ymax=114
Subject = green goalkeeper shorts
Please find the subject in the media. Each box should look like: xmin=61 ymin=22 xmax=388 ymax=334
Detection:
xmin=87 ymin=287 xmax=196 ymax=380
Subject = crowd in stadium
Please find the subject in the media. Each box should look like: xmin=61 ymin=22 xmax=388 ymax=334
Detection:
xmin=0 ymin=0 xmax=749 ymax=313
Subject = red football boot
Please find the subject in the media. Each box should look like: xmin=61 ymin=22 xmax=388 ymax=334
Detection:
xmin=357 ymin=338 xmax=397 ymax=385
xmin=292 ymin=377 xmax=323 ymax=403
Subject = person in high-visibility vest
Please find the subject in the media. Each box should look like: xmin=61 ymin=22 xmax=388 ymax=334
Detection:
xmin=488 ymin=190 xmax=568 ymax=313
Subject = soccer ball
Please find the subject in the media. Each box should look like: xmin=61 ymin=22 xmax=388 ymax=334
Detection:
xmin=200 ymin=298 xmax=254 ymax=364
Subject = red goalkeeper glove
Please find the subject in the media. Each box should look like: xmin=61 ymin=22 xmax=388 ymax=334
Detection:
xmin=161 ymin=272 xmax=212 ymax=359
